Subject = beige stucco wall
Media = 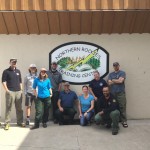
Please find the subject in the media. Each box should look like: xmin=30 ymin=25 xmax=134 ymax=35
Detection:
xmin=0 ymin=34 xmax=150 ymax=121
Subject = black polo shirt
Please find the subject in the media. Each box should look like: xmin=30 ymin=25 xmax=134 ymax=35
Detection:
xmin=2 ymin=67 xmax=22 ymax=91
xmin=97 ymin=94 xmax=119 ymax=114
xmin=89 ymin=78 xmax=107 ymax=98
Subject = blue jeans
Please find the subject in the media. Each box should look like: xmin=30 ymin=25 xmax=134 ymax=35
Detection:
xmin=80 ymin=111 xmax=94 ymax=126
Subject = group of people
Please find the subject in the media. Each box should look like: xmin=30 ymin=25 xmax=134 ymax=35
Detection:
xmin=1 ymin=58 xmax=128 ymax=135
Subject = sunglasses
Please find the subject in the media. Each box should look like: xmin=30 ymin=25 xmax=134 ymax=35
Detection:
xmin=11 ymin=61 xmax=17 ymax=64
xmin=30 ymin=67 xmax=36 ymax=69
xmin=41 ymin=71 xmax=46 ymax=73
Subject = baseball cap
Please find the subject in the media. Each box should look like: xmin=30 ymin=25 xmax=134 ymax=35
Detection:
xmin=113 ymin=62 xmax=119 ymax=66
xmin=10 ymin=58 xmax=17 ymax=62
xmin=29 ymin=64 xmax=36 ymax=68
xmin=40 ymin=68 xmax=47 ymax=72
xmin=51 ymin=61 xmax=57 ymax=65
xmin=64 ymin=82 xmax=70 ymax=86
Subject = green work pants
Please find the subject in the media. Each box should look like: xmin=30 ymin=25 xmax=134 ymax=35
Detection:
xmin=5 ymin=91 xmax=23 ymax=124
xmin=34 ymin=97 xmax=51 ymax=125
xmin=95 ymin=110 xmax=120 ymax=131
xmin=114 ymin=92 xmax=127 ymax=122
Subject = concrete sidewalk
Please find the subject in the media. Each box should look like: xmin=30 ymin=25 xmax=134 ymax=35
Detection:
xmin=0 ymin=120 xmax=150 ymax=150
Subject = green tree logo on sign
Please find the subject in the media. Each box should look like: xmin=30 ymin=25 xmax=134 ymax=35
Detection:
xmin=49 ymin=42 xmax=109 ymax=85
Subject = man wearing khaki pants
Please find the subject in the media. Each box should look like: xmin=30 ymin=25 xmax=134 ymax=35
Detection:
xmin=2 ymin=58 xmax=25 ymax=130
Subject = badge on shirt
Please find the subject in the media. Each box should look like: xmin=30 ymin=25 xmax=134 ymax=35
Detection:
xmin=113 ymin=99 xmax=116 ymax=102
xmin=108 ymin=102 xmax=111 ymax=105
xmin=16 ymin=73 xmax=20 ymax=76
xmin=100 ymin=83 xmax=103 ymax=86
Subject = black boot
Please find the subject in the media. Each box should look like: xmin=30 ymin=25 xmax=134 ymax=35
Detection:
xmin=43 ymin=123 xmax=47 ymax=128
xmin=30 ymin=124 xmax=39 ymax=130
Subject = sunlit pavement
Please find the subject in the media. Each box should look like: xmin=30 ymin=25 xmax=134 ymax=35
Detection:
xmin=0 ymin=120 xmax=150 ymax=150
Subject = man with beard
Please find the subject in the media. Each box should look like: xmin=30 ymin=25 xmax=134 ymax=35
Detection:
xmin=108 ymin=62 xmax=128 ymax=128
xmin=47 ymin=61 xmax=62 ymax=123
xmin=95 ymin=86 xmax=120 ymax=135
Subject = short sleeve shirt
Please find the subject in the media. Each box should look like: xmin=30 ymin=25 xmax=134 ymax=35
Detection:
xmin=33 ymin=78 xmax=52 ymax=98
xmin=89 ymin=78 xmax=107 ymax=98
xmin=108 ymin=70 xmax=126 ymax=93
xmin=59 ymin=90 xmax=78 ymax=108
xmin=78 ymin=94 xmax=94 ymax=112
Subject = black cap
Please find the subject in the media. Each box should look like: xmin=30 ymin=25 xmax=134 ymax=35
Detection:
xmin=113 ymin=62 xmax=119 ymax=66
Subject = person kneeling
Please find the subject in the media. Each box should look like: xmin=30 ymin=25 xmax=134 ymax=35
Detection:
xmin=95 ymin=86 xmax=120 ymax=135
xmin=55 ymin=82 xmax=78 ymax=125
xmin=78 ymin=86 xmax=94 ymax=126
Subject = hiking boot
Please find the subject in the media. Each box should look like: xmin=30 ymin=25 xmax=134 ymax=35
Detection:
xmin=112 ymin=130 xmax=118 ymax=135
xmin=4 ymin=123 xmax=10 ymax=130
xmin=26 ymin=120 xmax=30 ymax=125
xmin=59 ymin=122 xmax=64 ymax=125
xmin=43 ymin=123 xmax=47 ymax=128
xmin=30 ymin=125 xmax=39 ymax=130
xmin=87 ymin=121 xmax=91 ymax=126
xmin=17 ymin=122 xmax=26 ymax=127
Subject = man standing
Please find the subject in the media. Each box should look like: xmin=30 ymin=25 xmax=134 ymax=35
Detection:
xmin=89 ymin=70 xmax=107 ymax=114
xmin=95 ymin=86 xmax=120 ymax=135
xmin=108 ymin=62 xmax=128 ymax=128
xmin=47 ymin=61 xmax=62 ymax=123
xmin=2 ymin=58 xmax=25 ymax=130
xmin=55 ymin=82 xmax=78 ymax=125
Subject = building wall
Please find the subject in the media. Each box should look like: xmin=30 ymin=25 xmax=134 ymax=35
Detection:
xmin=0 ymin=34 xmax=150 ymax=121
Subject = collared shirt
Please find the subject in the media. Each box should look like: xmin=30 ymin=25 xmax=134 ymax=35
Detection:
xmin=47 ymin=70 xmax=62 ymax=92
xmin=108 ymin=70 xmax=126 ymax=93
xmin=78 ymin=94 xmax=94 ymax=112
xmin=33 ymin=78 xmax=52 ymax=99
xmin=2 ymin=67 xmax=22 ymax=91
xmin=24 ymin=73 xmax=38 ymax=95
xmin=59 ymin=90 xmax=77 ymax=108
xmin=97 ymin=94 xmax=119 ymax=114
xmin=89 ymin=78 xmax=107 ymax=98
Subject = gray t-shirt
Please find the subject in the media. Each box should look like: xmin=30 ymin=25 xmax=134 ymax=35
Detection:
xmin=108 ymin=70 xmax=126 ymax=93
xmin=47 ymin=70 xmax=62 ymax=92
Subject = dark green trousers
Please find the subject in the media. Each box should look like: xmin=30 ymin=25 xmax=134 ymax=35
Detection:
xmin=51 ymin=91 xmax=59 ymax=119
xmin=113 ymin=92 xmax=127 ymax=122
xmin=34 ymin=97 xmax=51 ymax=125
xmin=55 ymin=108 xmax=76 ymax=123
xmin=95 ymin=110 xmax=120 ymax=131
